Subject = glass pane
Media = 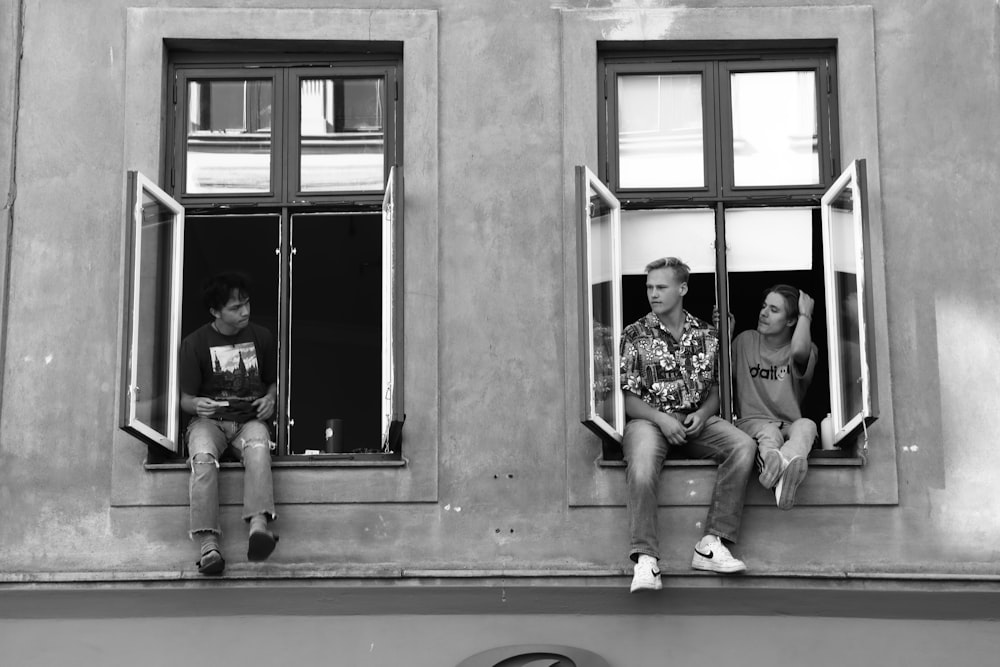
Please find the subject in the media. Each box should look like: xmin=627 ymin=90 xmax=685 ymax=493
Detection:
xmin=726 ymin=208 xmax=813 ymax=273
xmin=618 ymin=74 xmax=704 ymax=189
xmin=186 ymin=79 xmax=272 ymax=194
xmin=300 ymin=77 xmax=385 ymax=193
xmin=133 ymin=192 xmax=177 ymax=436
xmin=827 ymin=186 xmax=865 ymax=421
xmin=588 ymin=190 xmax=618 ymax=428
xmin=289 ymin=213 xmax=382 ymax=454
xmin=731 ymin=71 xmax=819 ymax=186
xmin=621 ymin=209 xmax=715 ymax=275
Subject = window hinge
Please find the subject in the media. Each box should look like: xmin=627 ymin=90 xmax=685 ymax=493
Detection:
xmin=169 ymin=168 xmax=174 ymax=189
xmin=394 ymin=79 xmax=398 ymax=101
xmin=173 ymin=81 xmax=177 ymax=105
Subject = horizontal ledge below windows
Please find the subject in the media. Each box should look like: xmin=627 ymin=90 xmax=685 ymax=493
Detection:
xmin=597 ymin=453 xmax=864 ymax=469
xmin=4 ymin=572 xmax=1000 ymax=621
xmin=144 ymin=456 xmax=407 ymax=471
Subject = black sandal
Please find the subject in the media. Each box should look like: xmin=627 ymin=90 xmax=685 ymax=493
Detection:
xmin=197 ymin=548 xmax=226 ymax=575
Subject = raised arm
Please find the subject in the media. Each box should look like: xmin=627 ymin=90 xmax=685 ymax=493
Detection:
xmin=791 ymin=290 xmax=815 ymax=372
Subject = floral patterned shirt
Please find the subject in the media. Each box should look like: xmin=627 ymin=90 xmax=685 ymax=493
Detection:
xmin=620 ymin=311 xmax=720 ymax=413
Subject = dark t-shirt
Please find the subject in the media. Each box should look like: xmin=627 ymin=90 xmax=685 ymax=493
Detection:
xmin=179 ymin=322 xmax=277 ymax=423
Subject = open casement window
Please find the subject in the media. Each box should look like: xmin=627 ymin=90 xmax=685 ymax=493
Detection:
xmin=381 ymin=166 xmax=405 ymax=453
xmin=121 ymin=171 xmax=185 ymax=453
xmin=576 ymin=165 xmax=625 ymax=448
xmin=821 ymin=159 xmax=878 ymax=449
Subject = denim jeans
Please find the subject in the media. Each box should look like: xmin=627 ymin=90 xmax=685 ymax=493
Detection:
xmin=738 ymin=417 xmax=818 ymax=463
xmin=622 ymin=416 xmax=755 ymax=561
xmin=187 ymin=417 xmax=275 ymax=536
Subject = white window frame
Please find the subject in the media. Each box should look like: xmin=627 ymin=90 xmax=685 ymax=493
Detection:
xmin=821 ymin=158 xmax=879 ymax=447
xmin=576 ymin=165 xmax=624 ymax=444
xmin=120 ymin=171 xmax=186 ymax=452
xmin=381 ymin=165 xmax=405 ymax=452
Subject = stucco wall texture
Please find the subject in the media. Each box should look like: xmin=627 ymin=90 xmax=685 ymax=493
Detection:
xmin=1 ymin=0 xmax=999 ymax=588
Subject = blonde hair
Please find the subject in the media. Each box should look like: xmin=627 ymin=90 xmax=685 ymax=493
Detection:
xmin=644 ymin=257 xmax=690 ymax=284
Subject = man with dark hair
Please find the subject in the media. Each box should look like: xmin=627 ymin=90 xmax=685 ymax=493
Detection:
xmin=180 ymin=272 xmax=279 ymax=575
xmin=733 ymin=285 xmax=818 ymax=510
xmin=621 ymin=257 xmax=756 ymax=593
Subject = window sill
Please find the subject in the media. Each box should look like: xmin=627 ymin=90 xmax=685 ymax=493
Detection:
xmin=144 ymin=455 xmax=407 ymax=471
xmin=597 ymin=451 xmax=864 ymax=468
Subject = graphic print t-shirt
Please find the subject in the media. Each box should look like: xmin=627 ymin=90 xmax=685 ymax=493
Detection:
xmin=179 ymin=322 xmax=277 ymax=423
xmin=733 ymin=329 xmax=817 ymax=425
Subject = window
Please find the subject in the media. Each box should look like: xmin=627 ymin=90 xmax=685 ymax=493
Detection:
xmin=121 ymin=46 xmax=404 ymax=461
xmin=579 ymin=44 xmax=878 ymax=459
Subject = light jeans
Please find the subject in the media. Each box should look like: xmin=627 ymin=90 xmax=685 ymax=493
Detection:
xmin=738 ymin=417 xmax=818 ymax=464
xmin=187 ymin=417 xmax=275 ymax=536
xmin=623 ymin=416 xmax=756 ymax=561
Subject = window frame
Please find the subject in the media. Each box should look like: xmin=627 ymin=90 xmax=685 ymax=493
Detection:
xmin=602 ymin=60 xmax=718 ymax=198
xmin=561 ymin=5 xmax=897 ymax=509
xmin=167 ymin=49 xmax=402 ymax=208
xmin=122 ymin=47 xmax=406 ymax=460
xmin=287 ymin=64 xmax=399 ymax=200
xmin=576 ymin=165 xmax=625 ymax=445
xmin=821 ymin=158 xmax=879 ymax=448
xmin=172 ymin=67 xmax=285 ymax=205
xmin=381 ymin=165 xmax=405 ymax=453
xmin=589 ymin=42 xmax=878 ymax=460
xmin=120 ymin=171 xmax=186 ymax=453
xmin=599 ymin=44 xmax=840 ymax=206
xmin=718 ymin=57 xmax=837 ymax=198
xmin=116 ymin=7 xmax=439 ymax=511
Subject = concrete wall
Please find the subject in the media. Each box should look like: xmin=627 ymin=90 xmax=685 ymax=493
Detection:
xmin=1 ymin=0 xmax=999 ymax=599
xmin=2 ymin=613 xmax=999 ymax=667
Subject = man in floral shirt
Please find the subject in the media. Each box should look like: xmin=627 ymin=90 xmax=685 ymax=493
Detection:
xmin=620 ymin=257 xmax=756 ymax=593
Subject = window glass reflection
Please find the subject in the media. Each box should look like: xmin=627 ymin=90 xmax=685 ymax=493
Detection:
xmin=135 ymin=193 xmax=177 ymax=434
xmin=186 ymin=79 xmax=272 ymax=194
xmin=731 ymin=71 xmax=819 ymax=186
xmin=618 ymin=74 xmax=704 ymax=189
xmin=828 ymin=188 xmax=864 ymax=419
xmin=300 ymin=77 xmax=385 ymax=193
xmin=588 ymin=191 xmax=617 ymax=425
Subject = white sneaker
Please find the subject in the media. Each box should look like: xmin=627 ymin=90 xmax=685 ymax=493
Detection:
xmin=775 ymin=455 xmax=808 ymax=510
xmin=691 ymin=536 xmax=746 ymax=574
xmin=630 ymin=556 xmax=662 ymax=593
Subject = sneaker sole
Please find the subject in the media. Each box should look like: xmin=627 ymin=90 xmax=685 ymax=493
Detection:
xmin=757 ymin=450 xmax=783 ymax=488
xmin=776 ymin=457 xmax=808 ymax=510
xmin=197 ymin=549 xmax=225 ymax=576
xmin=630 ymin=578 xmax=663 ymax=593
xmin=691 ymin=554 xmax=746 ymax=574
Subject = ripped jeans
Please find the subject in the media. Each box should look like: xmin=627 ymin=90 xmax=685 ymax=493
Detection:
xmin=187 ymin=417 xmax=275 ymax=536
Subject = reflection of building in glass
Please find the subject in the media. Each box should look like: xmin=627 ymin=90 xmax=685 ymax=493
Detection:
xmin=592 ymin=319 xmax=615 ymax=404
